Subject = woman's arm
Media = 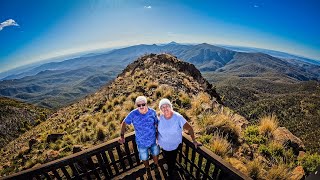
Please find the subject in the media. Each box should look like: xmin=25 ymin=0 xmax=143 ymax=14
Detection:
xmin=183 ymin=122 xmax=201 ymax=148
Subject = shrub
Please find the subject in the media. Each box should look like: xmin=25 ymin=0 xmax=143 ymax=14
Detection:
xmin=258 ymin=144 xmax=271 ymax=157
xmin=244 ymin=125 xmax=267 ymax=145
xmin=298 ymin=152 xmax=320 ymax=175
xmin=198 ymin=134 xmax=212 ymax=144
xmin=258 ymin=141 xmax=284 ymax=159
xmin=259 ymin=115 xmax=278 ymax=137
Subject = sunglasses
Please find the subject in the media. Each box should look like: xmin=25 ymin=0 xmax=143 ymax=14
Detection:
xmin=137 ymin=103 xmax=146 ymax=107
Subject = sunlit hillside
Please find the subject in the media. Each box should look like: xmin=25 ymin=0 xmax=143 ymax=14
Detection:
xmin=0 ymin=97 xmax=52 ymax=148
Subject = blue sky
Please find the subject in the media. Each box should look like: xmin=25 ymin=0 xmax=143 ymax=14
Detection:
xmin=0 ymin=0 xmax=319 ymax=72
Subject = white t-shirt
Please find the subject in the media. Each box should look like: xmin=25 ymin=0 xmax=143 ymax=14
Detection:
xmin=158 ymin=111 xmax=187 ymax=151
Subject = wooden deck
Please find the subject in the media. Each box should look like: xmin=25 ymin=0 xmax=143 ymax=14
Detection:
xmin=115 ymin=156 xmax=194 ymax=180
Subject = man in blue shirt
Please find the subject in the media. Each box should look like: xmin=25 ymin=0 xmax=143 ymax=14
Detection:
xmin=119 ymin=96 xmax=160 ymax=178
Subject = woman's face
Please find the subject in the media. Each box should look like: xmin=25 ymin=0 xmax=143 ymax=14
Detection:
xmin=160 ymin=104 xmax=172 ymax=118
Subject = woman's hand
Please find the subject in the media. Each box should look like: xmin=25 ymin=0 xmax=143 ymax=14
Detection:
xmin=193 ymin=140 xmax=202 ymax=149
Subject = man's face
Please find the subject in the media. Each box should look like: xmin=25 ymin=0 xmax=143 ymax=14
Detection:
xmin=136 ymin=101 xmax=147 ymax=114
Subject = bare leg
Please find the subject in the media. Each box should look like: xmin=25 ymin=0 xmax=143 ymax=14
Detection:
xmin=143 ymin=160 xmax=150 ymax=168
xmin=152 ymin=155 xmax=159 ymax=165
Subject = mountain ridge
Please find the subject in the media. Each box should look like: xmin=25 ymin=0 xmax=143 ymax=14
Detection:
xmin=1 ymin=42 xmax=318 ymax=109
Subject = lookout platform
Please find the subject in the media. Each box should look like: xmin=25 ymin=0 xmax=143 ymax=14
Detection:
xmin=2 ymin=132 xmax=250 ymax=180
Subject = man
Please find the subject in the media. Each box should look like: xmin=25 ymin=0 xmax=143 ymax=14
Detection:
xmin=119 ymin=96 xmax=160 ymax=178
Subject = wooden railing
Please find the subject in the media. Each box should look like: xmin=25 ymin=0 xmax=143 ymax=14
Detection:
xmin=2 ymin=132 xmax=250 ymax=180
xmin=179 ymin=133 xmax=250 ymax=180
xmin=2 ymin=132 xmax=141 ymax=180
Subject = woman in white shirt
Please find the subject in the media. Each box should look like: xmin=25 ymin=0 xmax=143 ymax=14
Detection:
xmin=157 ymin=98 xmax=200 ymax=178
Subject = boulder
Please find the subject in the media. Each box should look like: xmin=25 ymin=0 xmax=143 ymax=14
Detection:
xmin=46 ymin=133 xmax=64 ymax=143
xmin=28 ymin=138 xmax=38 ymax=150
xmin=273 ymin=127 xmax=305 ymax=155
xmin=298 ymin=151 xmax=306 ymax=159
xmin=73 ymin=145 xmax=84 ymax=153
xmin=289 ymin=166 xmax=305 ymax=180
xmin=45 ymin=150 xmax=60 ymax=162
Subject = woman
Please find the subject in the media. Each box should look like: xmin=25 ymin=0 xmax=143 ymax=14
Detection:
xmin=157 ymin=98 xmax=200 ymax=178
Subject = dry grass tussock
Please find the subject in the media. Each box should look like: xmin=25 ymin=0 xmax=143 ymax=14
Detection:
xmin=209 ymin=132 xmax=231 ymax=157
xmin=246 ymin=159 xmax=264 ymax=179
xmin=190 ymin=92 xmax=211 ymax=115
xmin=226 ymin=157 xmax=249 ymax=176
xmin=266 ymin=163 xmax=290 ymax=180
xmin=259 ymin=115 xmax=278 ymax=137
xmin=201 ymin=113 xmax=241 ymax=143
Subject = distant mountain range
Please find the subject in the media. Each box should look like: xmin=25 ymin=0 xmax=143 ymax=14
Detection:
xmin=218 ymin=44 xmax=320 ymax=66
xmin=0 ymin=42 xmax=319 ymax=109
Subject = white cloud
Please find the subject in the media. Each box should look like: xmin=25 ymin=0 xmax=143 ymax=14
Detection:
xmin=0 ymin=19 xmax=19 ymax=31
xmin=254 ymin=5 xmax=259 ymax=8
xmin=144 ymin=6 xmax=152 ymax=9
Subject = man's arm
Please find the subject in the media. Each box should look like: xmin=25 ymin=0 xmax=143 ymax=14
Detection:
xmin=119 ymin=121 xmax=127 ymax=144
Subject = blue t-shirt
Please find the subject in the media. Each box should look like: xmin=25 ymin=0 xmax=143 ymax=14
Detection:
xmin=124 ymin=108 xmax=158 ymax=148
xmin=158 ymin=111 xmax=187 ymax=151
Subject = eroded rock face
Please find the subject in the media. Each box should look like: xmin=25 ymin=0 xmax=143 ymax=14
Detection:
xmin=273 ymin=127 xmax=305 ymax=154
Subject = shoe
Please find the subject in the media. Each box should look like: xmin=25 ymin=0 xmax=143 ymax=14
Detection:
xmin=163 ymin=163 xmax=168 ymax=171
xmin=154 ymin=165 xmax=160 ymax=177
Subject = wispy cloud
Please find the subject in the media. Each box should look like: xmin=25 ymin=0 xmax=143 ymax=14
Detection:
xmin=253 ymin=5 xmax=259 ymax=8
xmin=144 ymin=6 xmax=152 ymax=9
xmin=0 ymin=19 xmax=19 ymax=31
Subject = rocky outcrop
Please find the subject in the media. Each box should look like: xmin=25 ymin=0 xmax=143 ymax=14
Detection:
xmin=119 ymin=53 xmax=223 ymax=104
xmin=274 ymin=127 xmax=305 ymax=154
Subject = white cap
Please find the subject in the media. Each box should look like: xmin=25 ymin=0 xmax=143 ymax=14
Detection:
xmin=159 ymin=98 xmax=172 ymax=109
xmin=135 ymin=96 xmax=147 ymax=105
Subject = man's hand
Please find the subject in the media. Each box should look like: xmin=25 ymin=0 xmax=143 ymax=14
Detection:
xmin=119 ymin=136 xmax=125 ymax=144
